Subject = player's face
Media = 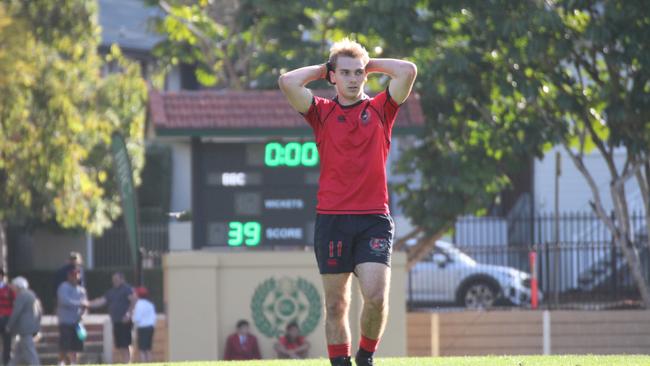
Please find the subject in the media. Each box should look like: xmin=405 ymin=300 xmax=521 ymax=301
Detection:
xmin=112 ymin=273 xmax=123 ymax=287
xmin=332 ymin=56 xmax=367 ymax=102
xmin=287 ymin=326 xmax=299 ymax=338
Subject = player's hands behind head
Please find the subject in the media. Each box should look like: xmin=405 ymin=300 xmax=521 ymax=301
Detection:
xmin=325 ymin=61 xmax=335 ymax=84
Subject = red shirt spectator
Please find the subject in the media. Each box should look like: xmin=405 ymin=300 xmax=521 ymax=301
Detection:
xmin=275 ymin=321 xmax=310 ymax=359
xmin=279 ymin=335 xmax=305 ymax=350
xmin=223 ymin=320 xmax=261 ymax=360
xmin=0 ymin=282 xmax=14 ymax=317
xmin=0 ymin=271 xmax=15 ymax=366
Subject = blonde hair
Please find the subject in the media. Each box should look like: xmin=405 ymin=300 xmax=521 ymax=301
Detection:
xmin=328 ymin=38 xmax=369 ymax=68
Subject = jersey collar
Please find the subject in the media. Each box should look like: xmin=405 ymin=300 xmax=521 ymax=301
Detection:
xmin=333 ymin=93 xmax=369 ymax=109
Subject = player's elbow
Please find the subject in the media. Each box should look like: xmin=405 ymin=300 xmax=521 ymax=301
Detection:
xmin=278 ymin=73 xmax=288 ymax=91
xmin=278 ymin=73 xmax=296 ymax=92
xmin=402 ymin=61 xmax=417 ymax=80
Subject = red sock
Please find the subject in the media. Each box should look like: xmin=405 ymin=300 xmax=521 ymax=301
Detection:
xmin=328 ymin=343 xmax=351 ymax=358
xmin=359 ymin=335 xmax=379 ymax=353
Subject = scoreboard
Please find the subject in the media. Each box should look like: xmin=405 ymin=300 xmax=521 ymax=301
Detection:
xmin=194 ymin=140 xmax=320 ymax=249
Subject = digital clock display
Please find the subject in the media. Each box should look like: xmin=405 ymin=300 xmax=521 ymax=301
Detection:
xmin=264 ymin=142 xmax=319 ymax=167
xmin=194 ymin=141 xmax=320 ymax=248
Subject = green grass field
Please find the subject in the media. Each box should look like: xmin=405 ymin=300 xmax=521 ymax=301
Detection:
xmin=135 ymin=355 xmax=650 ymax=366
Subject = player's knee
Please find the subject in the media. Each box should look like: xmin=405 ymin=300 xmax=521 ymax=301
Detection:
xmin=325 ymin=298 xmax=349 ymax=318
xmin=364 ymin=291 xmax=388 ymax=311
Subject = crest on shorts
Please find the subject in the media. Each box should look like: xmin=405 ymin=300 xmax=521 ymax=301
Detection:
xmin=369 ymin=237 xmax=389 ymax=252
xmin=250 ymin=277 xmax=321 ymax=338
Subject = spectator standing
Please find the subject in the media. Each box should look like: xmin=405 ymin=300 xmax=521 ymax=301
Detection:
xmin=89 ymin=272 xmax=136 ymax=363
xmin=53 ymin=252 xmax=85 ymax=294
xmin=274 ymin=321 xmax=310 ymax=359
xmin=56 ymin=267 xmax=88 ymax=365
xmin=53 ymin=253 xmax=84 ymax=365
xmin=6 ymin=277 xmax=42 ymax=366
xmin=223 ymin=320 xmax=261 ymax=360
xmin=132 ymin=287 xmax=156 ymax=362
xmin=0 ymin=269 xmax=14 ymax=366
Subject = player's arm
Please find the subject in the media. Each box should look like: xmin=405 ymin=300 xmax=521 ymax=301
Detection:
xmin=124 ymin=289 xmax=137 ymax=322
xmin=366 ymin=58 xmax=417 ymax=104
xmin=88 ymin=296 xmax=106 ymax=308
xmin=293 ymin=339 xmax=310 ymax=354
xmin=274 ymin=341 xmax=290 ymax=357
xmin=278 ymin=64 xmax=327 ymax=114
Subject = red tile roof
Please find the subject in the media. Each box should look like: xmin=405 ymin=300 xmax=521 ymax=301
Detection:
xmin=149 ymin=88 xmax=425 ymax=136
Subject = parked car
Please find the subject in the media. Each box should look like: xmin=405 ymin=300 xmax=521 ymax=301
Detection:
xmin=409 ymin=241 xmax=541 ymax=309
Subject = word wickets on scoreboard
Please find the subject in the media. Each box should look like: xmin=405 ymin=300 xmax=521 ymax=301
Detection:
xmin=195 ymin=141 xmax=319 ymax=248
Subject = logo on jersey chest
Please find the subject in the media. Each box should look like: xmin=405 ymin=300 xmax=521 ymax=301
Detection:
xmin=334 ymin=107 xmax=371 ymax=126
xmin=360 ymin=108 xmax=371 ymax=125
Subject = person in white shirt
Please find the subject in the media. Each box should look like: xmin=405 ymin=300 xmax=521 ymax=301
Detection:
xmin=132 ymin=287 xmax=156 ymax=362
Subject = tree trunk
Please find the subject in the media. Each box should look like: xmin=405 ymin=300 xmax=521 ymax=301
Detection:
xmin=635 ymin=163 xmax=650 ymax=254
xmin=393 ymin=228 xmax=423 ymax=252
xmin=406 ymin=227 xmax=450 ymax=270
xmin=614 ymin=233 xmax=650 ymax=307
xmin=611 ymin=167 xmax=650 ymax=308
xmin=563 ymin=144 xmax=650 ymax=308
xmin=0 ymin=221 xmax=7 ymax=273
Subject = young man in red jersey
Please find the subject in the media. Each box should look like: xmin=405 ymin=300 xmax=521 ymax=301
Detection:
xmin=278 ymin=38 xmax=417 ymax=366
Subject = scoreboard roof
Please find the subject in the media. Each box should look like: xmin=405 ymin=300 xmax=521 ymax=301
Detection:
xmin=149 ymin=88 xmax=425 ymax=137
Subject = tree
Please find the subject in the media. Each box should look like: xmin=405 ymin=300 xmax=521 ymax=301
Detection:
xmin=146 ymin=0 xmax=501 ymax=264
xmin=391 ymin=1 xmax=650 ymax=305
xmin=148 ymin=0 xmax=398 ymax=90
xmin=0 ymin=0 xmax=147 ymax=272
xmin=145 ymin=1 xmax=650 ymax=307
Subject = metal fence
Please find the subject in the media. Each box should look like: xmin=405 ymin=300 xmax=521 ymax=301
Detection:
xmin=92 ymin=222 xmax=168 ymax=269
xmin=91 ymin=213 xmax=649 ymax=309
xmin=409 ymin=212 xmax=649 ymax=310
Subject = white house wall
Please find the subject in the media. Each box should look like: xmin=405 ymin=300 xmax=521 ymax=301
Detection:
xmin=534 ymin=146 xmax=642 ymax=214
xmin=533 ymin=147 xmax=645 ymax=292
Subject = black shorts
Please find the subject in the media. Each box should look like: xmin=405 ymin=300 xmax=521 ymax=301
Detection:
xmin=314 ymin=213 xmax=394 ymax=274
xmin=59 ymin=324 xmax=84 ymax=352
xmin=137 ymin=326 xmax=154 ymax=351
xmin=113 ymin=321 xmax=133 ymax=348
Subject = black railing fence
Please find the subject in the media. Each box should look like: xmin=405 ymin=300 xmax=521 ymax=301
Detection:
xmin=92 ymin=222 xmax=168 ymax=269
xmin=409 ymin=212 xmax=649 ymax=309
xmin=91 ymin=212 xmax=648 ymax=309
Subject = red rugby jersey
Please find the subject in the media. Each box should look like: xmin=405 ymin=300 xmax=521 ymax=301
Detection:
xmin=0 ymin=284 xmax=14 ymax=317
xmin=302 ymin=89 xmax=400 ymax=214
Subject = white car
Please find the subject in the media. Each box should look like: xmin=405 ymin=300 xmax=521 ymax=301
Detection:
xmin=409 ymin=241 xmax=540 ymax=309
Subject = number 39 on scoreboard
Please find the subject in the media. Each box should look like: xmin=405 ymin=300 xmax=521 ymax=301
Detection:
xmin=227 ymin=221 xmax=262 ymax=246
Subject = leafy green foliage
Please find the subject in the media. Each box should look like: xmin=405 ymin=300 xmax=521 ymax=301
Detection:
xmin=147 ymin=0 xmax=650 ymax=239
xmin=148 ymin=0 xmax=396 ymax=90
xmin=0 ymin=0 xmax=147 ymax=234
xmin=392 ymin=1 xmax=650 ymax=234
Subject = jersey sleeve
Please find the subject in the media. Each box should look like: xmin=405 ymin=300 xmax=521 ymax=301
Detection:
xmin=301 ymin=96 xmax=329 ymax=138
xmin=372 ymin=88 xmax=401 ymax=130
